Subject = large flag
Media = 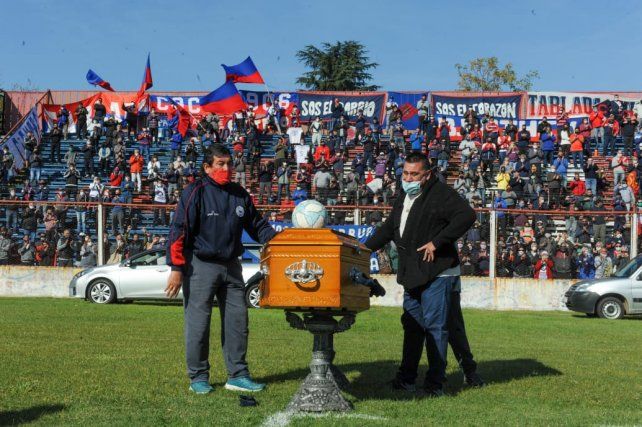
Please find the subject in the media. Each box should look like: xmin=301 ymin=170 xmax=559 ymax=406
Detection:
xmin=134 ymin=53 xmax=153 ymax=110
xmin=138 ymin=53 xmax=153 ymax=94
xmin=199 ymin=81 xmax=247 ymax=115
xmin=1 ymin=106 xmax=39 ymax=169
xmin=86 ymin=69 xmax=115 ymax=92
xmin=222 ymin=56 xmax=265 ymax=84
xmin=167 ymin=98 xmax=192 ymax=137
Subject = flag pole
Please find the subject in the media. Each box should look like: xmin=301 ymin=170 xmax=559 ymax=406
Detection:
xmin=262 ymin=81 xmax=283 ymax=135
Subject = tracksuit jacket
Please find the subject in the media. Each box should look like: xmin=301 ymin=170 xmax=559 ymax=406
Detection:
xmin=166 ymin=176 xmax=276 ymax=272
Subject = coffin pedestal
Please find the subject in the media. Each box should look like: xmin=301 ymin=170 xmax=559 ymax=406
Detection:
xmin=259 ymin=228 xmax=374 ymax=412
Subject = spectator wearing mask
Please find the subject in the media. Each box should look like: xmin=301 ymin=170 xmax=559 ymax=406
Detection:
xmin=18 ymin=235 xmax=35 ymax=266
xmin=534 ymin=251 xmax=554 ymax=280
xmin=621 ymin=115 xmax=638 ymax=157
xmin=129 ymin=149 xmax=144 ymax=192
xmin=540 ymin=131 xmax=557 ymax=167
xmin=56 ymin=229 xmax=75 ymax=267
xmin=611 ymin=150 xmax=628 ymax=186
xmin=594 ymin=248 xmax=613 ymax=279
xmin=569 ymin=128 xmax=585 ymax=168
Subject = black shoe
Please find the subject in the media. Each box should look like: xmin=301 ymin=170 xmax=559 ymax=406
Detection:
xmin=464 ymin=372 xmax=486 ymax=388
xmin=391 ymin=378 xmax=416 ymax=392
xmin=422 ymin=386 xmax=445 ymax=398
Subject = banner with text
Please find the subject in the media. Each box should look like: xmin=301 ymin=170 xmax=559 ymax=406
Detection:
xmin=298 ymin=92 xmax=386 ymax=123
xmin=432 ymin=93 xmax=523 ymax=138
xmin=42 ymin=92 xmax=143 ymax=133
xmin=386 ymin=91 xmax=429 ymax=129
xmin=1 ymin=106 xmax=39 ymax=169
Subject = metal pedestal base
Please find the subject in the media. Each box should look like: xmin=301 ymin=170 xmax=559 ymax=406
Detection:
xmin=285 ymin=311 xmax=355 ymax=412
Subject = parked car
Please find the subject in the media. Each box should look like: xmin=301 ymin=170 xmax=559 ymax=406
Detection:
xmin=69 ymin=248 xmax=262 ymax=308
xmin=564 ymin=255 xmax=642 ymax=319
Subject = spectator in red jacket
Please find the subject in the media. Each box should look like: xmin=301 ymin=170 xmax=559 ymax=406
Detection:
xmin=484 ymin=117 xmax=499 ymax=142
xmin=569 ymin=128 xmax=585 ymax=167
xmin=534 ymin=251 xmax=554 ymax=279
xmin=129 ymin=149 xmax=144 ymax=192
xmin=568 ymin=173 xmax=586 ymax=196
xmin=110 ymin=166 xmax=124 ymax=188
xmin=589 ymin=106 xmax=605 ymax=147
xmin=313 ymin=141 xmax=331 ymax=163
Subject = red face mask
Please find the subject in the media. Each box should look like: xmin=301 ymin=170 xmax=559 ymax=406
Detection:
xmin=209 ymin=168 xmax=232 ymax=185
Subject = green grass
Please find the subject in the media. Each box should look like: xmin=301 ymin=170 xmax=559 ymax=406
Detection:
xmin=1 ymin=298 xmax=642 ymax=426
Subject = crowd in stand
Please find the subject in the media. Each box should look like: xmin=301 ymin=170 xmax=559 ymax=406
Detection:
xmin=1 ymin=94 xmax=642 ymax=279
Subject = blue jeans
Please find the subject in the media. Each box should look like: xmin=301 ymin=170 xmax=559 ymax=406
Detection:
xmin=402 ymin=275 xmax=454 ymax=389
xmin=5 ymin=210 xmax=18 ymax=231
xmin=76 ymin=211 xmax=86 ymax=234
xmin=571 ymin=151 xmax=584 ymax=168
xmin=603 ymin=134 xmax=615 ymax=156
xmin=140 ymin=144 xmax=150 ymax=159
xmin=30 ymin=167 xmax=42 ymax=182
xmin=585 ymin=178 xmax=597 ymax=195
xmin=543 ymin=150 xmax=554 ymax=167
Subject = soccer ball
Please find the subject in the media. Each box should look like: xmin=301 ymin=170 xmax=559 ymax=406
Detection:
xmin=292 ymin=200 xmax=327 ymax=228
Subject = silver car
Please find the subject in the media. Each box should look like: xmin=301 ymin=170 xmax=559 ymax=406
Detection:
xmin=69 ymin=249 xmax=261 ymax=308
xmin=564 ymin=255 xmax=642 ymax=319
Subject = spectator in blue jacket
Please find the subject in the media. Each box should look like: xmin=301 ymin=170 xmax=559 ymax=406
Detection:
xmin=292 ymin=185 xmax=308 ymax=205
xmin=577 ymin=246 xmax=595 ymax=279
xmin=540 ymin=131 xmax=557 ymax=167
xmin=552 ymin=152 xmax=569 ymax=186
xmin=170 ymin=132 xmax=183 ymax=160
xmin=410 ymin=131 xmax=424 ymax=153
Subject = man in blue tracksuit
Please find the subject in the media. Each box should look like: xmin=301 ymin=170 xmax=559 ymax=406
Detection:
xmin=165 ymin=145 xmax=276 ymax=394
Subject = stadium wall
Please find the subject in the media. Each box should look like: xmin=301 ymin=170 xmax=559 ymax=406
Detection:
xmin=0 ymin=267 xmax=572 ymax=311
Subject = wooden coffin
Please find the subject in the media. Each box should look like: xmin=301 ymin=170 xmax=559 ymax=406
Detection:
xmin=259 ymin=228 xmax=372 ymax=312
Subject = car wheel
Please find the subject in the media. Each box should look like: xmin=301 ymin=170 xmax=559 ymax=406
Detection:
xmin=245 ymin=284 xmax=260 ymax=309
xmin=87 ymin=280 xmax=117 ymax=304
xmin=597 ymin=297 xmax=624 ymax=320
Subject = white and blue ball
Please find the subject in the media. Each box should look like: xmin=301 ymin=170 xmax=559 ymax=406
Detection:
xmin=292 ymin=200 xmax=327 ymax=228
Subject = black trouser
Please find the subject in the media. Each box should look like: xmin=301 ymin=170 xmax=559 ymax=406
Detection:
xmin=51 ymin=142 xmax=61 ymax=162
xmin=150 ymin=127 xmax=158 ymax=144
xmin=77 ymin=121 xmax=87 ymax=140
xmin=623 ymin=136 xmax=634 ymax=157
xmin=84 ymin=158 xmax=94 ymax=176
xmin=398 ymin=290 xmax=477 ymax=384
xmin=128 ymin=121 xmax=137 ymax=140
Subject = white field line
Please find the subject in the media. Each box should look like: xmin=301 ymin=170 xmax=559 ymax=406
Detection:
xmin=262 ymin=410 xmax=386 ymax=427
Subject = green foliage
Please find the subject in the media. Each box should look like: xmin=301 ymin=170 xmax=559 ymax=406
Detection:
xmin=455 ymin=57 xmax=539 ymax=92
xmin=2 ymin=298 xmax=642 ymax=425
xmin=296 ymin=41 xmax=379 ymax=91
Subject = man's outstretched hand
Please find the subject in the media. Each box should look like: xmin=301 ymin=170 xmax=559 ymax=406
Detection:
xmin=165 ymin=271 xmax=183 ymax=298
xmin=417 ymin=241 xmax=437 ymax=262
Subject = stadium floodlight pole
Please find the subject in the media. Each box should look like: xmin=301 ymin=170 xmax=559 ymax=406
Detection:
xmin=489 ymin=209 xmax=497 ymax=279
xmin=97 ymin=203 xmax=104 ymax=266
xmin=629 ymin=205 xmax=640 ymax=259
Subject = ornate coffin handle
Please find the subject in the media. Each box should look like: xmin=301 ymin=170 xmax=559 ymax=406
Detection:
xmin=284 ymin=259 xmax=324 ymax=284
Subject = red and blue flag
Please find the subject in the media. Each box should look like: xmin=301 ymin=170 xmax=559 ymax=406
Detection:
xmin=222 ymin=56 xmax=265 ymax=84
xmin=167 ymin=98 xmax=192 ymax=137
xmin=199 ymin=81 xmax=247 ymax=115
xmin=138 ymin=53 xmax=153 ymax=94
xmin=86 ymin=69 xmax=115 ymax=92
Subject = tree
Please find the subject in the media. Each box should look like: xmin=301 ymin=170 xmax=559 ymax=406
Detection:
xmin=296 ymin=41 xmax=379 ymax=91
xmin=455 ymin=57 xmax=539 ymax=92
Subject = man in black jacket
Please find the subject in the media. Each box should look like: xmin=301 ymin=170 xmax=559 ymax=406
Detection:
xmin=365 ymin=152 xmax=476 ymax=396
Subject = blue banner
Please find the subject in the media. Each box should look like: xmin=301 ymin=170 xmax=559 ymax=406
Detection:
xmin=298 ymin=92 xmax=386 ymax=123
xmin=242 ymin=223 xmax=382 ymax=273
xmin=432 ymin=93 xmax=522 ymax=128
xmin=2 ymin=106 xmax=39 ymax=170
xmin=386 ymin=91 xmax=428 ymax=129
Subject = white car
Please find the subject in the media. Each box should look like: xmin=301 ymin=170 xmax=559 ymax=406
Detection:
xmin=69 ymin=248 xmax=261 ymax=308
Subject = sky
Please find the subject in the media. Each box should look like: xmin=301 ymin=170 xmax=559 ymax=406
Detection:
xmin=2 ymin=0 xmax=642 ymax=93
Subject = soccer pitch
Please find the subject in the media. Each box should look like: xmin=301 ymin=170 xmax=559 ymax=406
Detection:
xmin=1 ymin=298 xmax=641 ymax=426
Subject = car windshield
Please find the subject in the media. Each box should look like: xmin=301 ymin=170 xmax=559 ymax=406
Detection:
xmin=613 ymin=256 xmax=642 ymax=278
